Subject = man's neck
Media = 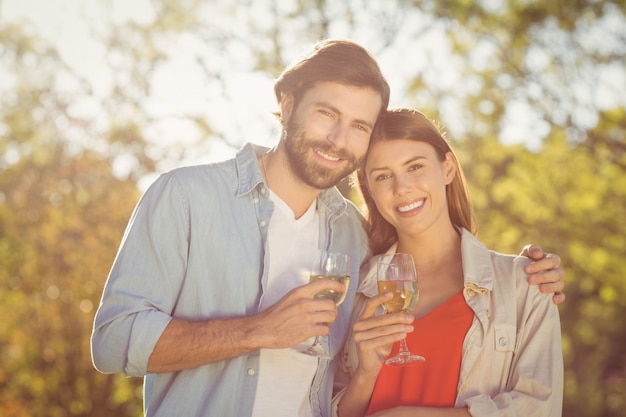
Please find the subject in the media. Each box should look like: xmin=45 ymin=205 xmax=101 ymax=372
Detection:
xmin=260 ymin=149 xmax=322 ymax=219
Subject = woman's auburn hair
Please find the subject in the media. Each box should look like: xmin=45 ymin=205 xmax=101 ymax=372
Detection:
xmin=355 ymin=108 xmax=477 ymax=255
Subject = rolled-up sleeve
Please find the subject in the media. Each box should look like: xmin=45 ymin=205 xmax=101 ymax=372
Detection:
xmin=91 ymin=173 xmax=189 ymax=376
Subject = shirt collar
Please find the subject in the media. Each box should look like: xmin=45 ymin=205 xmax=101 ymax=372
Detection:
xmin=234 ymin=143 xmax=267 ymax=196
xmin=233 ymin=143 xmax=347 ymax=214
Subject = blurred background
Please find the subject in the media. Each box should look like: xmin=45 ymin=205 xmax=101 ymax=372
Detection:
xmin=1 ymin=0 xmax=625 ymax=416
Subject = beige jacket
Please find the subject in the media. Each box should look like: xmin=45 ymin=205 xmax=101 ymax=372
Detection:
xmin=333 ymin=229 xmax=563 ymax=416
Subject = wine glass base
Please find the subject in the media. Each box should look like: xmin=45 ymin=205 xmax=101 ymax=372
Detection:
xmin=385 ymin=352 xmax=425 ymax=366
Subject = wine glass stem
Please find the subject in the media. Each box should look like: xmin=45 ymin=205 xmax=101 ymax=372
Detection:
xmin=311 ymin=335 xmax=322 ymax=347
xmin=398 ymin=337 xmax=410 ymax=355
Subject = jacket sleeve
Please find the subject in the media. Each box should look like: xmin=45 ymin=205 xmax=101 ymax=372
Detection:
xmin=90 ymin=173 xmax=189 ymax=377
xmin=464 ymin=256 xmax=564 ymax=416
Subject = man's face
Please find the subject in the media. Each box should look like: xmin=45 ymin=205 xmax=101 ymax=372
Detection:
xmin=282 ymin=82 xmax=382 ymax=190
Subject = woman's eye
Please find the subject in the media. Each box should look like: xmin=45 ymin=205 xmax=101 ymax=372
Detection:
xmin=374 ymin=173 xmax=390 ymax=181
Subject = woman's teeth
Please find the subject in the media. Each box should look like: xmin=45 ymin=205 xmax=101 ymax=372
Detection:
xmin=398 ymin=199 xmax=424 ymax=213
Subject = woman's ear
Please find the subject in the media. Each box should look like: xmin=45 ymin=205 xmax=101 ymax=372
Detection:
xmin=443 ymin=152 xmax=457 ymax=185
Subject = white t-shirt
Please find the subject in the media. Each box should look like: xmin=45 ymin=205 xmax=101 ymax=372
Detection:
xmin=251 ymin=190 xmax=320 ymax=417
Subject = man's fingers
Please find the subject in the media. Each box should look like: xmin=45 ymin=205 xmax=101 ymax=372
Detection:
xmin=537 ymin=277 xmax=565 ymax=294
xmin=297 ymin=277 xmax=346 ymax=298
xmin=551 ymin=291 xmax=566 ymax=305
xmin=525 ymin=253 xmax=561 ymax=275
xmin=521 ymin=243 xmax=545 ymax=260
xmin=528 ymin=266 xmax=564 ymax=286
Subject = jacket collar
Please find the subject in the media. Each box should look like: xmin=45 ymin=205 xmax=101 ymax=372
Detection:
xmin=459 ymin=229 xmax=493 ymax=297
xmin=357 ymin=229 xmax=493 ymax=298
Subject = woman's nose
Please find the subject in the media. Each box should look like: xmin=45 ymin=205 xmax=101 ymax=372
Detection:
xmin=393 ymin=175 xmax=411 ymax=196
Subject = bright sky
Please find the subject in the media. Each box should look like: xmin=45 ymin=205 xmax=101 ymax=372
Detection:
xmin=0 ymin=0 xmax=462 ymax=153
xmin=1 ymin=0 xmax=278 ymax=172
xmin=3 ymin=0 xmax=625 ymax=173
xmin=2 ymin=0 xmax=148 ymax=83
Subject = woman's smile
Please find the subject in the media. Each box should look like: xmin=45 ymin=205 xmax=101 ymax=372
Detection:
xmin=396 ymin=198 xmax=425 ymax=215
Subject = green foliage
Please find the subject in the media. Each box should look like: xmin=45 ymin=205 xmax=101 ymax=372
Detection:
xmin=461 ymin=108 xmax=626 ymax=417
xmin=0 ymin=19 xmax=144 ymax=417
xmin=0 ymin=149 xmax=144 ymax=416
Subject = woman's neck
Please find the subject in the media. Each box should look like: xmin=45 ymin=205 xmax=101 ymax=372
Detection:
xmin=397 ymin=222 xmax=463 ymax=284
xmin=397 ymin=222 xmax=465 ymax=318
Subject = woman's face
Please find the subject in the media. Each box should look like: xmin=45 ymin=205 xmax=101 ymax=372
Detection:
xmin=363 ymin=139 xmax=456 ymax=237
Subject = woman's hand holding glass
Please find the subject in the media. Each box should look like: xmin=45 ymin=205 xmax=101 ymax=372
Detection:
xmin=351 ymin=293 xmax=416 ymax=376
xmin=376 ymin=253 xmax=424 ymax=365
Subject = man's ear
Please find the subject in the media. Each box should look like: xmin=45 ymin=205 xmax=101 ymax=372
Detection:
xmin=279 ymin=93 xmax=295 ymax=126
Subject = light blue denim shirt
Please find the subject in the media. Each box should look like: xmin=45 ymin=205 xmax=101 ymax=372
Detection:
xmin=91 ymin=143 xmax=370 ymax=417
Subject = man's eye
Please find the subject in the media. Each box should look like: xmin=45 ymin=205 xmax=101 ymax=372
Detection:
xmin=409 ymin=164 xmax=423 ymax=172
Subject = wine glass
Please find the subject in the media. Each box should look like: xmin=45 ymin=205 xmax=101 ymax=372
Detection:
xmin=377 ymin=252 xmax=425 ymax=366
xmin=297 ymin=250 xmax=351 ymax=359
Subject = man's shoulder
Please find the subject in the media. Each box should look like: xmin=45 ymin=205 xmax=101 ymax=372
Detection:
xmin=168 ymin=158 xmax=237 ymax=182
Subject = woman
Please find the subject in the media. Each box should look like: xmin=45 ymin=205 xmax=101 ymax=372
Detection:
xmin=333 ymin=108 xmax=563 ymax=416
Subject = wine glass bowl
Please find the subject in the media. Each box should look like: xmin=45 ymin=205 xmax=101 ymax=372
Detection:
xmin=298 ymin=250 xmax=351 ymax=359
xmin=311 ymin=274 xmax=350 ymax=306
xmin=378 ymin=279 xmax=418 ymax=313
xmin=377 ymin=253 xmax=425 ymax=366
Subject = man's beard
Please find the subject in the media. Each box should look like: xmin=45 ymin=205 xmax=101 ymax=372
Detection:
xmin=283 ymin=120 xmax=363 ymax=190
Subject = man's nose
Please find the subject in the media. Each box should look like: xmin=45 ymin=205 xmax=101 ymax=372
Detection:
xmin=326 ymin=121 xmax=349 ymax=149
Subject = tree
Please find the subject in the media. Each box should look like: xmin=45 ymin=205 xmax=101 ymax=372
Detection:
xmin=459 ymin=107 xmax=626 ymax=416
xmin=0 ymin=21 xmax=144 ymax=417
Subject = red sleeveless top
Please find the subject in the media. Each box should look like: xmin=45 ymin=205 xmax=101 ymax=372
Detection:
xmin=366 ymin=291 xmax=474 ymax=415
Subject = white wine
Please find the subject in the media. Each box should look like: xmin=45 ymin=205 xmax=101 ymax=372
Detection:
xmin=376 ymin=253 xmax=425 ymax=365
xmin=310 ymin=274 xmax=350 ymax=306
xmin=378 ymin=280 xmax=418 ymax=312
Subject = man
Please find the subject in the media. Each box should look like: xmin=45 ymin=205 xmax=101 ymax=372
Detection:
xmin=91 ymin=39 xmax=564 ymax=417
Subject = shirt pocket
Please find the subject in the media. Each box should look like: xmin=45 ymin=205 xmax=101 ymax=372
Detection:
xmin=494 ymin=324 xmax=516 ymax=352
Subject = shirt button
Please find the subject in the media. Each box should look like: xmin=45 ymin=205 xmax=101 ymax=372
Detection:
xmin=247 ymin=368 xmax=256 ymax=376
xmin=259 ymin=220 xmax=267 ymax=227
xmin=499 ymin=337 xmax=507 ymax=346
xmin=260 ymin=187 xmax=266 ymax=195
xmin=253 ymin=197 xmax=259 ymax=203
